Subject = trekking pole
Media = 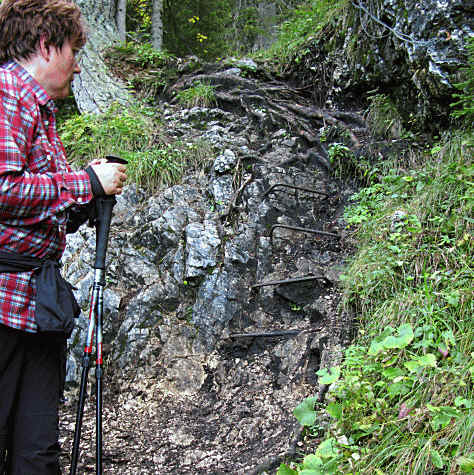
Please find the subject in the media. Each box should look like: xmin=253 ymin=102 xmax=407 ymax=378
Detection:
xmin=70 ymin=156 xmax=127 ymax=475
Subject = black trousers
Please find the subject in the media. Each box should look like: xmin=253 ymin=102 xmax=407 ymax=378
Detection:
xmin=0 ymin=324 xmax=65 ymax=475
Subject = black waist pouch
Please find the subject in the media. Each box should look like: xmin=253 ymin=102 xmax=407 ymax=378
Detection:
xmin=0 ymin=251 xmax=80 ymax=337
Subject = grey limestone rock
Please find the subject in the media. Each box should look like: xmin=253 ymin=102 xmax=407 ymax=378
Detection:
xmin=324 ymin=0 xmax=472 ymax=122
xmin=209 ymin=175 xmax=234 ymax=214
xmin=191 ymin=268 xmax=242 ymax=349
xmin=213 ymin=149 xmax=237 ymax=174
xmin=185 ymin=221 xmax=221 ymax=278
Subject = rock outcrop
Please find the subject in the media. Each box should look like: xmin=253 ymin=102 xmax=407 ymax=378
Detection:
xmin=288 ymin=0 xmax=473 ymax=126
xmin=61 ymin=59 xmax=362 ymax=472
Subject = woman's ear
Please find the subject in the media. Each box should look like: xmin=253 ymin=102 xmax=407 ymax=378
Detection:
xmin=38 ymin=35 xmax=51 ymax=61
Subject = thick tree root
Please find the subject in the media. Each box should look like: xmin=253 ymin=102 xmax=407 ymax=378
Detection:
xmin=168 ymin=68 xmax=367 ymax=147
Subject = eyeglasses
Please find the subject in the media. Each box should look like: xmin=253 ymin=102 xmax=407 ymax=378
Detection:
xmin=73 ymin=48 xmax=84 ymax=63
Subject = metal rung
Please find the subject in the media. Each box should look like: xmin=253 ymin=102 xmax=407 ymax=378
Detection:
xmin=263 ymin=183 xmax=329 ymax=198
xmin=230 ymin=328 xmax=321 ymax=339
xmin=230 ymin=330 xmax=300 ymax=338
xmin=251 ymin=275 xmax=330 ymax=290
xmin=270 ymin=224 xmax=340 ymax=241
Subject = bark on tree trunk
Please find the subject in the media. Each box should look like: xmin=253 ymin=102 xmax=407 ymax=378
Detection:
xmin=152 ymin=0 xmax=164 ymax=50
xmin=116 ymin=0 xmax=127 ymax=43
xmin=72 ymin=0 xmax=132 ymax=114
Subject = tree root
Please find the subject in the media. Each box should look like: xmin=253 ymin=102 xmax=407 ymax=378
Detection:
xmin=220 ymin=164 xmax=254 ymax=223
xmin=168 ymin=67 xmax=367 ymax=147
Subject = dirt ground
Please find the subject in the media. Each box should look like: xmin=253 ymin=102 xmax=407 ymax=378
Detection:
xmin=59 ymin=354 xmax=320 ymax=474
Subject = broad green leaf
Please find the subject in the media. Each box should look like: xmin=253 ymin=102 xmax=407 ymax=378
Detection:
xmin=383 ymin=324 xmax=414 ymax=349
xmin=438 ymin=406 xmax=461 ymax=417
xmin=316 ymin=366 xmax=341 ymax=384
xmin=368 ymin=339 xmax=386 ymax=355
xmin=427 ymin=404 xmax=459 ymax=415
xmin=368 ymin=327 xmax=394 ymax=355
xmin=431 ymin=449 xmax=444 ymax=468
xmin=387 ymin=382 xmax=409 ymax=397
xmin=405 ymin=353 xmax=436 ymax=372
xmin=418 ymin=353 xmax=437 ymax=367
xmin=302 ymin=454 xmax=323 ymax=469
xmin=323 ymin=457 xmax=341 ymax=474
xmin=327 ymin=402 xmax=342 ymax=420
xmin=404 ymin=359 xmax=421 ymax=372
xmin=444 ymin=290 xmax=460 ymax=306
xmin=455 ymin=396 xmax=472 ymax=408
xmin=383 ymin=355 xmax=398 ymax=366
xmin=316 ymin=438 xmax=339 ymax=459
xmin=277 ymin=464 xmax=298 ymax=475
xmin=429 ymin=407 xmax=459 ymax=431
xmin=294 ymin=397 xmax=317 ymax=426
xmin=403 ymin=360 xmax=420 ymax=373
xmin=300 ymin=470 xmax=323 ymax=475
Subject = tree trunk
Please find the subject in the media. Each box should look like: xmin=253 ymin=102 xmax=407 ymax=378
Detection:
xmin=116 ymin=0 xmax=127 ymax=43
xmin=72 ymin=0 xmax=132 ymax=114
xmin=229 ymin=0 xmax=285 ymax=53
xmin=255 ymin=1 xmax=277 ymax=51
xmin=151 ymin=0 xmax=164 ymax=50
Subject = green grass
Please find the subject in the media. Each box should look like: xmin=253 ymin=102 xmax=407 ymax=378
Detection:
xmin=59 ymin=103 xmax=213 ymax=192
xmin=175 ymin=81 xmax=217 ymax=108
xmin=365 ymin=93 xmax=405 ymax=139
xmin=259 ymin=0 xmax=348 ymax=67
xmin=281 ymin=131 xmax=473 ymax=475
xmin=106 ymin=41 xmax=175 ymax=69
xmin=104 ymin=42 xmax=178 ymax=101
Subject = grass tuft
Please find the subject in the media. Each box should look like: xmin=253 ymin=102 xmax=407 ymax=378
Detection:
xmin=175 ymin=81 xmax=217 ymax=108
xmin=104 ymin=42 xmax=178 ymax=101
xmin=59 ymin=103 xmax=214 ymax=192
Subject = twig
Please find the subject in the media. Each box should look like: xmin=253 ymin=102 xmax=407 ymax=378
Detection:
xmin=220 ymin=173 xmax=254 ymax=222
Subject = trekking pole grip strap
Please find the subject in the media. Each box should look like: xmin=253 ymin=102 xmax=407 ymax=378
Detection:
xmin=94 ymin=196 xmax=116 ymax=270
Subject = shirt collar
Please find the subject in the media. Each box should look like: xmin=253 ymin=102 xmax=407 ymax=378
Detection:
xmin=3 ymin=61 xmax=58 ymax=113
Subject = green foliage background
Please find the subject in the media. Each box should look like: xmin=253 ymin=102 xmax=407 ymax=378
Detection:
xmin=127 ymin=0 xmax=234 ymax=59
xmin=126 ymin=0 xmax=300 ymax=59
xmin=162 ymin=0 xmax=232 ymax=59
xmin=285 ymin=131 xmax=473 ymax=475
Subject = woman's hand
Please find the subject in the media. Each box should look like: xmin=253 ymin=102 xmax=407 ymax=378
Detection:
xmin=89 ymin=159 xmax=127 ymax=195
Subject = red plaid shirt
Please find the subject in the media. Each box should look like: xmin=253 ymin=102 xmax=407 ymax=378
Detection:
xmin=0 ymin=62 xmax=93 ymax=333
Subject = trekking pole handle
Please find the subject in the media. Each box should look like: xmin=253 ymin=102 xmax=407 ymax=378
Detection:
xmin=94 ymin=197 xmax=115 ymax=270
xmin=94 ymin=156 xmax=128 ymax=270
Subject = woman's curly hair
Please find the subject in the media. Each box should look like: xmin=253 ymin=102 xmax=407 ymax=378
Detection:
xmin=0 ymin=0 xmax=87 ymax=63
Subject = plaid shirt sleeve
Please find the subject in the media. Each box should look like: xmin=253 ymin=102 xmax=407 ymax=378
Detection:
xmin=0 ymin=63 xmax=94 ymax=332
xmin=0 ymin=73 xmax=93 ymax=227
